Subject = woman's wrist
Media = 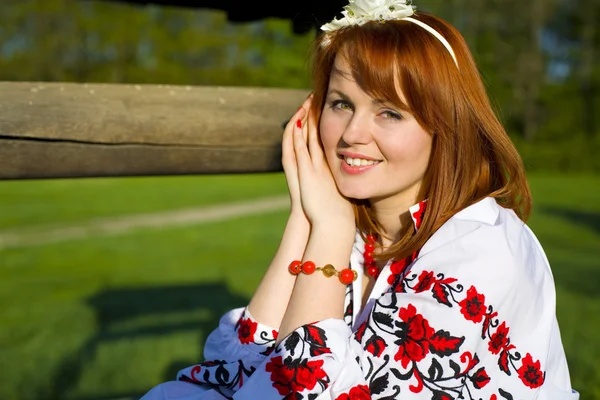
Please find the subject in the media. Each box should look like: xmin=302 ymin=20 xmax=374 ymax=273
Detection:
xmin=287 ymin=208 xmax=311 ymax=235
xmin=289 ymin=204 xmax=308 ymax=220
xmin=277 ymin=222 xmax=354 ymax=341
xmin=246 ymin=207 xmax=310 ymax=329
xmin=309 ymin=220 xmax=355 ymax=244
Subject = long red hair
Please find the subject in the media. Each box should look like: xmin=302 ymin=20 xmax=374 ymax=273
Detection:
xmin=309 ymin=12 xmax=531 ymax=261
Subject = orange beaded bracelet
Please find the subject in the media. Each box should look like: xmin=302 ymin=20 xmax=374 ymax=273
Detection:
xmin=288 ymin=260 xmax=358 ymax=285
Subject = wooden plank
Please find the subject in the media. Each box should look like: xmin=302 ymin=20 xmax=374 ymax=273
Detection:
xmin=0 ymin=139 xmax=283 ymax=179
xmin=0 ymin=82 xmax=310 ymax=179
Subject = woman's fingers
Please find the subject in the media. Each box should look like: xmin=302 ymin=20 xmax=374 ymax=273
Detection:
xmin=301 ymin=93 xmax=314 ymax=143
xmin=283 ymin=106 xmax=306 ymax=155
xmin=284 ymin=106 xmax=307 ymax=139
xmin=293 ymin=117 xmax=311 ymax=176
xmin=288 ymin=93 xmax=315 ymax=177
xmin=284 ymin=93 xmax=312 ymax=147
xmin=306 ymin=104 xmax=324 ymax=165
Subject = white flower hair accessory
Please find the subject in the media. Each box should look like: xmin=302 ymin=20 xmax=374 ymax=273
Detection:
xmin=320 ymin=0 xmax=459 ymax=68
xmin=321 ymin=0 xmax=416 ymax=32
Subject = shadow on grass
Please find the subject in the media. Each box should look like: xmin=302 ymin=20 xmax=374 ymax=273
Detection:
xmin=43 ymin=282 xmax=248 ymax=400
xmin=549 ymin=255 xmax=600 ymax=299
xmin=538 ymin=206 xmax=600 ymax=298
xmin=540 ymin=206 xmax=600 ymax=235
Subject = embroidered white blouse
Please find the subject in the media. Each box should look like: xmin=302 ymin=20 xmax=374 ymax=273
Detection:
xmin=141 ymin=197 xmax=578 ymax=400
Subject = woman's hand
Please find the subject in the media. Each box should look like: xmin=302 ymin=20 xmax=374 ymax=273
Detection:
xmin=277 ymin=96 xmax=355 ymax=340
xmin=282 ymin=95 xmax=313 ymax=217
xmin=293 ymin=96 xmax=355 ymax=232
xmin=246 ymin=96 xmax=316 ymax=328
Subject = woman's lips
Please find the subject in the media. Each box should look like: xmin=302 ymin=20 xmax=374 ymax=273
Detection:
xmin=339 ymin=154 xmax=381 ymax=175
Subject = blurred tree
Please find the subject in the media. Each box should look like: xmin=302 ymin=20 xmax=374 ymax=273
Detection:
xmin=0 ymin=0 xmax=314 ymax=87
xmin=98 ymin=0 xmax=346 ymax=34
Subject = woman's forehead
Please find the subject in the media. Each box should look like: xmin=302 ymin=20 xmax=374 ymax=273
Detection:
xmin=331 ymin=56 xmax=353 ymax=79
xmin=329 ymin=54 xmax=407 ymax=104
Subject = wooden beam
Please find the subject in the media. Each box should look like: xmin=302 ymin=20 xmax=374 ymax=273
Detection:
xmin=0 ymin=82 xmax=310 ymax=179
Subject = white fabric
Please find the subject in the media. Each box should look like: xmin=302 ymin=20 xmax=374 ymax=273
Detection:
xmin=141 ymin=197 xmax=578 ymax=400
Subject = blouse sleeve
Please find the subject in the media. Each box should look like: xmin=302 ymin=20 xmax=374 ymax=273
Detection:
xmin=176 ymin=307 xmax=279 ymax=394
xmin=203 ymin=307 xmax=279 ymax=361
xmin=231 ymin=318 xmax=370 ymax=399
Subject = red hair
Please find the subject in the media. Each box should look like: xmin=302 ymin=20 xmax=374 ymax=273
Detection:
xmin=309 ymin=12 xmax=531 ymax=261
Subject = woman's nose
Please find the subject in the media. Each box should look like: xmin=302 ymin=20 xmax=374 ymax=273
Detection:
xmin=341 ymin=114 xmax=372 ymax=145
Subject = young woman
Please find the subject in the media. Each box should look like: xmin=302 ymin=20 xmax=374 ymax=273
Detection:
xmin=141 ymin=1 xmax=578 ymax=398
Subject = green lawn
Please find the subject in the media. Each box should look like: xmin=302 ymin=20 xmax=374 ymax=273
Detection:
xmin=0 ymin=172 xmax=598 ymax=399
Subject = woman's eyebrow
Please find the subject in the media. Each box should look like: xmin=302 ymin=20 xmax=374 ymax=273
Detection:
xmin=326 ymin=89 xmax=351 ymax=101
xmin=327 ymin=89 xmax=404 ymax=109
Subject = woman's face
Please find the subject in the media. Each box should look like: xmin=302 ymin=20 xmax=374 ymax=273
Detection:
xmin=319 ymin=56 xmax=433 ymax=209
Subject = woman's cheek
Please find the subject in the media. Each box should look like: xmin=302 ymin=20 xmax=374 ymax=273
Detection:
xmin=319 ymin=116 xmax=340 ymax=154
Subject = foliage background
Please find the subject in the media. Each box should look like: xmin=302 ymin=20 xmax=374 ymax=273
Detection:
xmin=0 ymin=0 xmax=599 ymax=399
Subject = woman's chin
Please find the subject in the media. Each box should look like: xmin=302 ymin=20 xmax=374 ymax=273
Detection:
xmin=337 ymin=185 xmax=372 ymax=200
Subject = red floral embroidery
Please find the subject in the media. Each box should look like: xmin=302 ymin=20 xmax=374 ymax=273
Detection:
xmin=471 ymin=367 xmax=491 ymax=389
xmin=498 ymin=344 xmax=516 ymax=374
xmin=411 ymin=200 xmax=427 ymax=229
xmin=265 ymin=356 xmax=328 ymax=395
xmin=306 ymin=325 xmax=326 ymax=346
xmin=460 ymin=351 xmax=480 ymax=374
xmin=428 ymin=330 xmax=465 ymax=356
xmin=403 ymin=270 xmax=546 ymax=393
xmin=190 ymin=365 xmax=201 ymax=381
xmin=388 ymin=256 xmax=413 ymax=288
xmin=178 ymin=359 xmax=253 ymax=390
xmin=409 ymin=369 xmax=424 ymax=393
xmin=392 ymin=304 xmax=464 ymax=370
xmin=387 ymin=201 xmax=427 ymax=293
xmin=365 ymin=335 xmax=386 ymax=357
xmin=518 ymin=353 xmax=545 ymax=389
xmin=355 ymin=321 xmax=367 ymax=342
xmin=459 ymin=286 xmax=486 ymax=323
xmin=237 ymin=317 xmax=258 ymax=345
xmin=303 ymin=325 xmax=332 ymax=356
xmin=388 ymin=252 xmax=420 ymax=292
xmin=335 ymin=384 xmax=370 ymax=400
xmin=413 ymin=270 xmax=436 ymax=293
xmin=482 ymin=310 xmax=498 ymax=339
xmin=394 ymin=304 xmax=435 ymax=368
xmin=488 ymin=322 xmax=510 ymax=355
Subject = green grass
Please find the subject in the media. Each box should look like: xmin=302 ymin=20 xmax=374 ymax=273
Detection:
xmin=0 ymin=172 xmax=598 ymax=399
xmin=0 ymin=173 xmax=288 ymax=229
xmin=526 ymin=174 xmax=600 ymax=399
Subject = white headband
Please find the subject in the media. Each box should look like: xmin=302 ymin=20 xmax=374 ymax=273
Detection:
xmin=320 ymin=0 xmax=459 ymax=68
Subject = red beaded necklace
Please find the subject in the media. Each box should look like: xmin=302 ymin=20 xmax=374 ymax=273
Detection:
xmin=363 ymin=234 xmax=414 ymax=279
xmin=363 ymin=235 xmax=379 ymax=278
xmin=363 ymin=200 xmax=426 ymax=279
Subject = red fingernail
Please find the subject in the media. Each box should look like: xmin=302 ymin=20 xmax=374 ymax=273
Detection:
xmin=296 ymin=119 xmax=302 ymax=129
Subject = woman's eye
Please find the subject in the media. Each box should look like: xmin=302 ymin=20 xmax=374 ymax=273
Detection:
xmin=381 ymin=110 xmax=403 ymax=120
xmin=330 ymin=99 xmax=352 ymax=111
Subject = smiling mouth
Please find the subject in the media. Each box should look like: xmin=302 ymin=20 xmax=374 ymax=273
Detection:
xmin=342 ymin=156 xmax=381 ymax=167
